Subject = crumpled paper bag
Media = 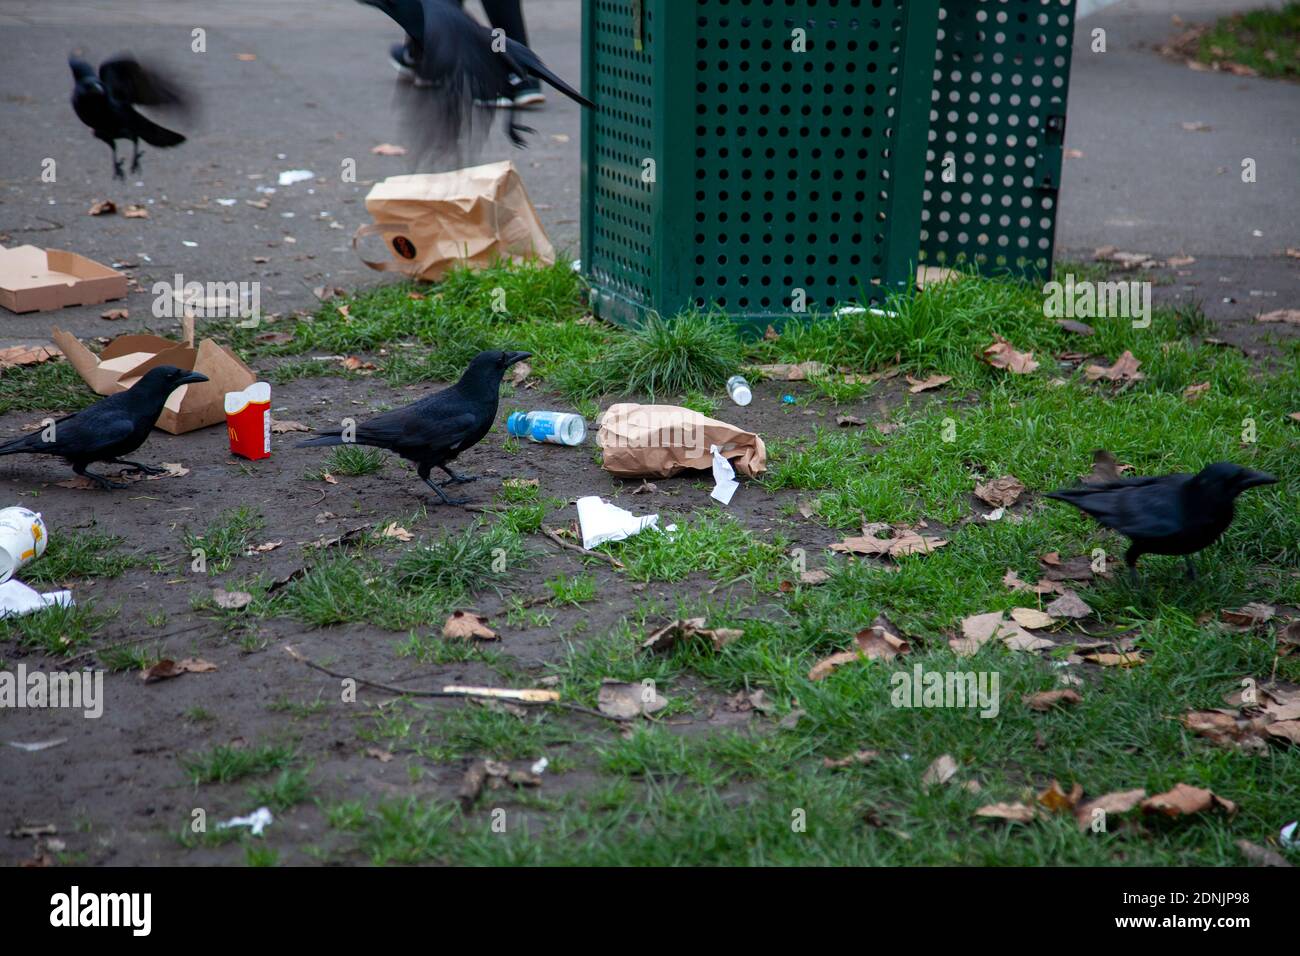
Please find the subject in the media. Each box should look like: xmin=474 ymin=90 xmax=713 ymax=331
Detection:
xmin=353 ymin=161 xmax=554 ymax=281
xmin=597 ymin=404 xmax=767 ymax=479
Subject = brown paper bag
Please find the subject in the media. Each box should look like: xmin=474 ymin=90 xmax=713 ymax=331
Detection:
xmin=354 ymin=162 xmax=554 ymax=281
xmin=598 ymin=404 xmax=767 ymax=479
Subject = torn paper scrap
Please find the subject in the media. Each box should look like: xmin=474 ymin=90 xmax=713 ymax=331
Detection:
xmin=576 ymin=496 xmax=659 ymax=550
xmin=217 ymin=807 xmax=273 ymax=836
xmin=710 ymin=445 xmax=739 ymax=505
xmin=0 ymin=579 xmax=72 ymax=619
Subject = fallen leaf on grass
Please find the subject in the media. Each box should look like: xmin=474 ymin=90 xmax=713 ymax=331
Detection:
xmin=1000 ymin=622 xmax=1055 ymax=652
xmin=1055 ymin=319 xmax=1095 ymax=335
xmin=255 ymin=331 xmax=295 ymax=346
xmin=364 ymin=747 xmax=394 ymax=763
xmin=1255 ymin=309 xmax=1300 ymax=325
xmin=1083 ymin=651 xmax=1145 ymax=667
xmin=1002 ymin=569 xmax=1061 ymax=596
xmin=752 ymin=361 xmax=828 ymax=381
xmin=0 ymin=345 xmax=61 ymax=368
xmin=88 ymin=200 xmax=116 ymax=216
xmin=1181 ymin=710 xmax=1273 ymax=753
xmin=508 ymin=362 xmax=532 ymax=386
xmin=1184 ymin=382 xmax=1210 ymax=402
xmin=370 ymin=143 xmax=407 ymax=156
xmin=981 ymin=336 xmax=1039 ymax=375
xmin=1074 ymin=789 xmax=1146 ymax=828
xmin=1141 ymin=783 xmax=1236 ymax=818
xmin=1023 ymin=689 xmax=1082 ymax=711
xmin=141 ymin=658 xmax=218 ymax=683
xmin=1011 ymin=607 xmax=1056 ymax=630
xmin=597 ymin=680 xmax=667 ymax=720
xmin=922 ymin=754 xmax=958 ymax=787
xmin=270 ymin=419 xmax=312 ymax=434
xmin=1085 ymin=351 xmax=1144 ymax=384
xmin=339 ymin=356 xmax=377 ymax=372
xmin=974 ymin=475 xmax=1026 ymax=508
xmin=831 ymin=525 xmax=947 ymax=559
xmin=1221 ymin=602 xmax=1275 ymax=628
xmin=836 ymin=414 xmax=866 ymax=427
xmin=381 ymin=523 xmax=413 ymax=543
xmin=809 ymin=616 xmax=911 ymax=680
xmin=443 ymin=611 xmax=497 ymax=641
xmin=1038 ymin=780 xmax=1084 ymax=813
xmin=246 ymin=540 xmax=283 ymax=554
xmin=823 ymin=750 xmax=879 ymax=769
xmin=1045 ymin=590 xmax=1093 ymax=619
xmin=799 ymin=569 xmax=830 ymax=586
xmin=975 ymin=802 xmax=1037 ymax=822
xmin=213 ymin=589 xmax=253 ymax=610
xmin=1039 ymin=552 xmax=1098 ymax=582
xmin=642 ymin=617 xmax=744 ymax=654
xmin=1237 ymin=839 xmax=1292 ymax=868
xmin=906 ymin=373 xmax=952 ymax=394
xmin=950 ymin=611 xmax=1003 ymax=656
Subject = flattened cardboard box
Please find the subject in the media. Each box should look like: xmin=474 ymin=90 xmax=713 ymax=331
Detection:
xmin=51 ymin=315 xmax=255 ymax=435
xmin=0 ymin=245 xmax=128 ymax=314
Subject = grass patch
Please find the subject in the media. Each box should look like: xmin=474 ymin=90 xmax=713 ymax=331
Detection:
xmin=22 ymin=530 xmax=142 ymax=583
xmin=1195 ymin=3 xmax=1300 ymax=80
xmin=184 ymin=507 xmax=265 ymax=575
xmin=310 ymin=445 xmax=387 ymax=478
xmin=180 ymin=743 xmax=297 ymax=786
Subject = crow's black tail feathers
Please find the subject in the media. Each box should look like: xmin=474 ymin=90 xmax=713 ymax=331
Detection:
xmin=504 ymin=39 xmax=594 ymax=109
xmin=128 ymin=109 xmax=185 ymax=147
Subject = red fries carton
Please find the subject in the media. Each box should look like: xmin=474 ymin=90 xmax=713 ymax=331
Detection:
xmin=224 ymin=383 xmax=271 ymax=460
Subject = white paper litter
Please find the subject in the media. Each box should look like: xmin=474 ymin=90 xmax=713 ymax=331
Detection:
xmin=530 ymin=757 xmax=549 ymax=776
xmin=217 ymin=807 xmax=273 ymax=836
xmin=216 ymin=198 xmax=237 ymax=206
xmin=278 ymin=169 xmax=314 ymax=186
xmin=710 ymin=445 xmax=739 ymax=505
xmin=0 ymin=579 xmax=72 ymax=619
xmin=576 ymin=496 xmax=659 ymax=550
xmin=982 ymin=507 xmax=1005 ymax=522
xmin=1283 ymin=820 xmax=1298 ymax=848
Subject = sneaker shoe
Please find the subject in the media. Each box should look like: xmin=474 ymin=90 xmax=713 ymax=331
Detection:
xmin=510 ymin=73 xmax=546 ymax=108
xmin=389 ymin=41 xmax=433 ymax=87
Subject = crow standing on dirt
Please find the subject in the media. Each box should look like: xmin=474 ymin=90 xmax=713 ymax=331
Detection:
xmin=69 ymin=53 xmax=191 ymax=179
xmin=1045 ymin=461 xmax=1277 ymax=581
xmin=0 ymin=366 xmax=208 ymax=489
xmin=358 ymin=0 xmax=594 ymax=154
xmin=296 ymin=350 xmax=531 ymax=506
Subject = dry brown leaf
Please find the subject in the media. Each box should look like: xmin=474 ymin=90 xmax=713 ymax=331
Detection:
xmin=1046 ymin=590 xmax=1092 ymax=620
xmin=88 ymin=200 xmax=116 ymax=216
xmin=1023 ymin=689 xmax=1082 ymax=711
xmin=836 ymin=414 xmax=866 ymax=427
xmin=1085 ymin=351 xmax=1144 ymax=384
xmin=1074 ymin=788 xmax=1146 ymax=828
xmin=823 ymin=750 xmax=879 ymax=769
xmin=213 ymin=589 xmax=252 ymax=610
xmin=1056 ymin=318 xmax=1095 ymax=335
xmin=270 ymin=419 xmax=312 ymax=434
xmin=381 ymin=522 xmax=413 ymax=543
xmin=443 ymin=610 xmax=497 ymax=641
xmin=123 ymin=205 xmax=149 ymax=219
xmin=951 ymin=611 xmax=1003 ymax=657
xmin=1184 ymin=382 xmax=1211 ymax=402
xmin=141 ymin=658 xmax=218 ymax=683
xmin=370 ymin=143 xmax=407 ymax=156
xmin=1037 ymin=780 xmax=1084 ymax=813
xmin=799 ymin=569 xmax=830 ymax=586
xmin=247 ymin=540 xmax=283 ymax=554
xmin=143 ymin=462 xmax=188 ymax=481
xmin=642 ymin=617 xmax=743 ymax=654
xmin=974 ymin=475 xmax=1026 ymax=508
xmin=830 ymin=526 xmax=946 ymax=559
xmin=1083 ymin=651 xmax=1145 ymax=668
xmin=1221 ymin=602 xmax=1275 ymax=628
xmin=235 ymin=52 xmax=257 ymax=61
xmin=364 ymin=747 xmax=394 ymax=763
xmin=975 ymin=801 xmax=1037 ymax=822
xmin=753 ymin=361 xmax=828 ymax=381
xmin=255 ymin=331 xmax=295 ymax=345
xmin=922 ymin=754 xmax=959 ymax=787
xmin=1256 ymin=309 xmax=1300 ymax=325
xmin=906 ymin=373 xmax=952 ymax=394
xmin=100 ymin=308 xmax=129 ymax=321
xmin=508 ymin=361 xmax=532 ymax=386
xmin=597 ymin=680 xmax=667 ymax=719
xmin=1000 ymin=621 xmax=1055 ymax=652
xmin=0 ymin=345 xmax=61 ymax=368
xmin=981 ymin=336 xmax=1039 ymax=375
xmin=1141 ymin=783 xmax=1236 ymax=818
xmin=1265 ymin=721 xmax=1300 ymax=745
xmin=1011 ymin=607 xmax=1056 ymax=630
xmin=1237 ymin=839 xmax=1292 ymax=867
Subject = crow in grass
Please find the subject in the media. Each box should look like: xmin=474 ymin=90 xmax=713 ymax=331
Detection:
xmin=69 ymin=53 xmax=191 ymax=179
xmin=0 ymin=365 xmax=208 ymax=489
xmin=296 ymin=349 xmax=531 ymax=505
xmin=1045 ymin=461 xmax=1277 ymax=581
xmin=358 ymin=0 xmax=594 ymax=156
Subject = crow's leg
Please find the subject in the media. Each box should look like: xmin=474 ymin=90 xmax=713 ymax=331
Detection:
xmin=438 ymin=463 xmax=480 ymax=485
xmin=1183 ymin=556 xmax=1198 ymax=581
xmin=109 ymin=141 xmax=124 ymax=180
xmin=1124 ymin=544 xmax=1142 ymax=586
xmin=418 ymin=464 xmax=468 ymax=506
xmin=110 ymin=458 xmax=165 ymax=476
xmin=129 ymin=138 xmax=143 ymax=174
xmin=74 ymin=462 xmax=127 ymax=490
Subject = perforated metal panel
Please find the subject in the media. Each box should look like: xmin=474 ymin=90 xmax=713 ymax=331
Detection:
xmin=582 ymin=0 xmax=941 ymax=330
xmin=920 ymin=0 xmax=1078 ymax=279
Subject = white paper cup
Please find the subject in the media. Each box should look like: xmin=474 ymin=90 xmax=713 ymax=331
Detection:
xmin=0 ymin=507 xmax=48 ymax=584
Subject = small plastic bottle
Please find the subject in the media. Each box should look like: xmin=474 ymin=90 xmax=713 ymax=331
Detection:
xmin=726 ymin=375 xmax=753 ymax=407
xmin=507 ymin=411 xmax=587 ymax=446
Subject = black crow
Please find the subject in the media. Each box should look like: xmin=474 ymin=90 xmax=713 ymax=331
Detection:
xmin=1046 ymin=461 xmax=1278 ymax=580
xmin=0 ymin=365 xmax=208 ymax=489
xmin=359 ymin=0 xmax=593 ymax=154
xmin=297 ymin=349 xmax=530 ymax=505
xmin=69 ymin=53 xmax=191 ymax=179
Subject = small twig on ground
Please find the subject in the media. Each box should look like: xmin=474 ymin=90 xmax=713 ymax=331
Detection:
xmin=283 ymin=644 xmax=622 ymax=722
xmin=542 ymin=528 xmax=624 ymax=569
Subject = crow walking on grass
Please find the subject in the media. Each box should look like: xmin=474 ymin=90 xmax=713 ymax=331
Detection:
xmin=1045 ymin=461 xmax=1277 ymax=581
xmin=296 ymin=350 xmax=530 ymax=505
xmin=69 ymin=53 xmax=191 ymax=179
xmin=0 ymin=365 xmax=208 ymax=489
xmin=359 ymin=0 xmax=593 ymax=155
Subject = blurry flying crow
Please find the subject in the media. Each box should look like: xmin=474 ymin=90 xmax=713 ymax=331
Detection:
xmin=69 ymin=53 xmax=191 ymax=179
xmin=1045 ymin=461 xmax=1277 ymax=580
xmin=0 ymin=366 xmax=208 ymax=489
xmin=297 ymin=349 xmax=531 ymax=505
xmin=359 ymin=0 xmax=593 ymax=155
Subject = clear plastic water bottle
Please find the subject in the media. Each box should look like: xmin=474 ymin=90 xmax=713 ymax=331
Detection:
xmin=507 ymin=411 xmax=587 ymax=446
xmin=726 ymin=375 xmax=753 ymax=407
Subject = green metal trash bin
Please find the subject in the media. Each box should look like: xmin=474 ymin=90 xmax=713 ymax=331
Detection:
xmin=581 ymin=0 xmax=943 ymax=331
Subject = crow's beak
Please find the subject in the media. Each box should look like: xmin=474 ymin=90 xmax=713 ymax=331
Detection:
xmin=1239 ymin=469 xmax=1278 ymax=489
xmin=506 ymin=351 xmax=532 ymax=367
xmin=178 ymin=371 xmax=209 ymax=387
